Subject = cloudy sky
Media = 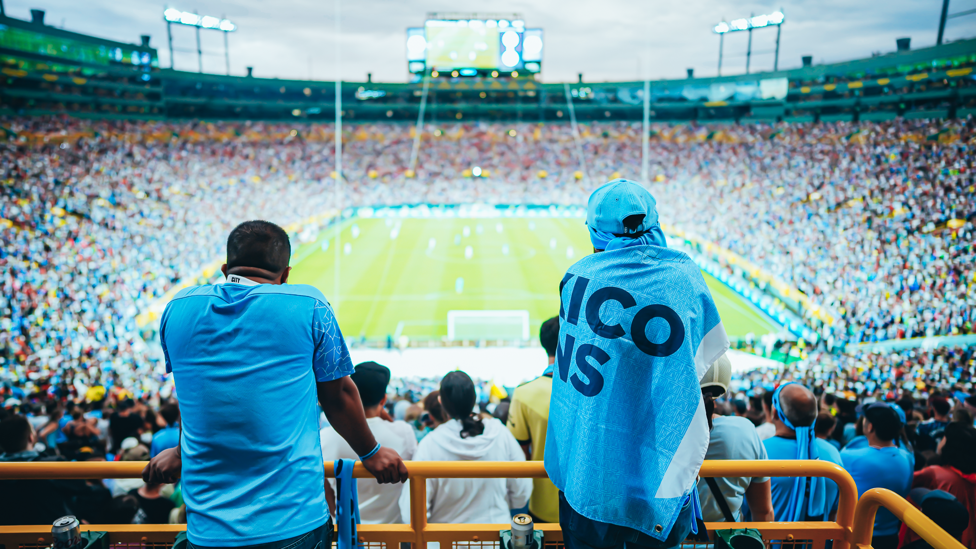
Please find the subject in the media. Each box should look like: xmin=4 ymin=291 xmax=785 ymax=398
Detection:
xmin=5 ymin=0 xmax=975 ymax=83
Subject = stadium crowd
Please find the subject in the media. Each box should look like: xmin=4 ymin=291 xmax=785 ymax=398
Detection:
xmin=0 ymin=115 xmax=974 ymax=543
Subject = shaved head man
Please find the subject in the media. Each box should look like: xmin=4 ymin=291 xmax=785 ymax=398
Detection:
xmin=763 ymin=383 xmax=844 ymax=522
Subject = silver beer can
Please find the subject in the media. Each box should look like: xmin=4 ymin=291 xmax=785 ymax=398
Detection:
xmin=511 ymin=514 xmax=534 ymax=549
xmin=52 ymin=515 xmax=82 ymax=549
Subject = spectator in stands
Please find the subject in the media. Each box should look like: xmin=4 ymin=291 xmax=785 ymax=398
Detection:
xmin=0 ymin=414 xmax=97 ymax=525
xmin=697 ymin=354 xmax=774 ymax=523
xmin=547 ymin=180 xmax=729 ymax=549
xmin=61 ymin=408 xmax=100 ymax=458
xmin=755 ymin=391 xmax=776 ymax=440
xmin=130 ymin=482 xmax=176 ymax=524
xmin=143 ymin=221 xmax=407 ymax=549
xmin=151 ymin=403 xmax=180 ymax=458
xmin=815 ymin=412 xmax=839 ymax=450
xmin=764 ymin=383 xmax=843 ymax=521
xmin=840 ymin=403 xmax=914 ymax=549
xmin=904 ymin=489 xmax=970 ymax=549
xmin=400 ymin=371 xmax=531 ymax=524
xmin=913 ymin=422 xmax=976 ymax=547
xmin=109 ymin=399 xmax=143 ymax=453
xmin=917 ymin=398 xmax=952 ymax=451
xmin=507 ymin=316 xmax=560 ymax=523
xmin=321 ymin=361 xmax=416 ymax=524
xmin=106 ymin=495 xmax=142 ymax=525
xmin=422 ymin=391 xmax=445 ymax=428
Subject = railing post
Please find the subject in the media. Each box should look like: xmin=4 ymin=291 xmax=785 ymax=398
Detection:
xmin=851 ymin=491 xmax=879 ymax=549
xmin=410 ymin=476 xmax=427 ymax=547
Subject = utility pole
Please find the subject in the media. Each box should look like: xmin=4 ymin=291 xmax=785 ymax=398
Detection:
xmin=746 ymin=24 xmax=753 ymax=74
xmin=717 ymin=33 xmax=724 ymax=76
xmin=167 ymin=22 xmax=174 ymax=69
xmin=774 ymin=22 xmax=782 ymax=70
xmin=195 ymin=16 xmax=202 ymax=73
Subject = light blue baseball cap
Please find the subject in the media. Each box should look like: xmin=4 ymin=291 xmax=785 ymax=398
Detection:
xmin=586 ymin=179 xmax=659 ymax=236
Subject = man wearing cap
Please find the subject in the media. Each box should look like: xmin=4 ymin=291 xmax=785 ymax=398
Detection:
xmin=320 ymin=361 xmax=417 ymax=524
xmin=143 ymin=220 xmax=407 ymax=549
xmin=763 ymin=383 xmax=843 ymax=522
xmin=840 ymin=403 xmax=913 ymax=549
xmin=547 ymin=180 xmax=729 ymax=549
xmin=696 ymin=355 xmax=774 ymax=523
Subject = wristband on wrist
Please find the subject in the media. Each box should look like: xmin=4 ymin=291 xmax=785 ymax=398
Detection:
xmin=359 ymin=442 xmax=381 ymax=461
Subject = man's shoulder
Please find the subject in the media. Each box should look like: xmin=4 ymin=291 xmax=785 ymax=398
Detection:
xmin=513 ymin=376 xmax=552 ymax=399
xmin=257 ymin=284 xmax=329 ymax=302
xmin=816 ymin=438 xmax=844 ymax=464
xmin=714 ymin=415 xmax=760 ymax=436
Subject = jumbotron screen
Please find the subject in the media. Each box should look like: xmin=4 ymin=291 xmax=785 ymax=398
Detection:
xmin=406 ymin=18 xmax=542 ymax=76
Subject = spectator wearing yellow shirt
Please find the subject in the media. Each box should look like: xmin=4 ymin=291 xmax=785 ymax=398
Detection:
xmin=507 ymin=316 xmax=560 ymax=523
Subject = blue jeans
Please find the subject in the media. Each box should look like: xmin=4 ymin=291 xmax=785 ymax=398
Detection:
xmin=188 ymin=520 xmax=332 ymax=549
xmin=559 ymin=492 xmax=693 ymax=549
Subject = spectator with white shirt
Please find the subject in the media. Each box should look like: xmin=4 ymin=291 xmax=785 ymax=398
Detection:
xmin=320 ymin=362 xmax=417 ymax=524
xmin=399 ymin=371 xmax=531 ymax=524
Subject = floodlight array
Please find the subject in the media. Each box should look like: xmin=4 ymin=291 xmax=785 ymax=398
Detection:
xmin=164 ymin=8 xmax=237 ymax=32
xmin=713 ymin=11 xmax=784 ymax=34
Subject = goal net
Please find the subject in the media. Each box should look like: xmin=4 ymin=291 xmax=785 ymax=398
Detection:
xmin=447 ymin=310 xmax=531 ymax=341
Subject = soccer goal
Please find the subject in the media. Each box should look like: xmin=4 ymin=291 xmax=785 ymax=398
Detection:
xmin=447 ymin=310 xmax=531 ymax=341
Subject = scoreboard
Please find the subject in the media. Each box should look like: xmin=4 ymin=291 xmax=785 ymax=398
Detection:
xmin=406 ymin=14 xmax=542 ymax=77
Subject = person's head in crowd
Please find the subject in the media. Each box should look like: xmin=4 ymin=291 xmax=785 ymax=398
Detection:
xmin=815 ymin=412 xmax=837 ymax=440
xmin=930 ymin=397 xmax=951 ymax=421
xmin=350 ymin=362 xmax=392 ymax=417
xmin=221 ymin=220 xmax=292 ymax=284
xmin=0 ymin=415 xmax=33 ymax=454
xmin=939 ymin=423 xmax=976 ymax=474
xmin=762 ymin=390 xmax=775 ymax=424
xmin=897 ymin=396 xmax=915 ymax=419
xmin=404 ymin=404 xmax=422 ymax=423
xmin=964 ymin=396 xmax=976 ymax=419
xmin=732 ymin=399 xmax=748 ymax=416
xmin=493 ymin=400 xmax=511 ymax=425
xmin=71 ymin=409 xmax=84 ymax=421
xmin=585 ymin=179 xmax=666 ymax=253
xmin=862 ymin=402 xmax=901 ymax=445
xmin=952 ymin=408 xmax=973 ymax=426
xmin=159 ymin=403 xmax=180 ymax=428
xmin=539 ymin=317 xmax=559 ymax=364
xmin=909 ymin=488 xmax=970 ymax=542
xmin=422 ymin=390 xmax=445 ymax=429
xmin=700 ymin=354 xmax=731 ymax=430
xmin=822 ymin=393 xmax=836 ymax=411
xmin=117 ymin=398 xmax=135 ymax=416
xmin=773 ymin=383 xmax=818 ymax=435
xmin=439 ymin=371 xmax=484 ymax=438
xmin=106 ymin=495 xmax=141 ymax=524
xmin=121 ymin=441 xmax=150 ymax=461
xmin=393 ymin=400 xmax=411 ymax=421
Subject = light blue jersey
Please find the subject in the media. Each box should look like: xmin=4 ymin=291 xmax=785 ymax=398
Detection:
xmin=545 ymin=244 xmax=729 ymax=540
xmin=161 ymin=278 xmax=353 ymax=546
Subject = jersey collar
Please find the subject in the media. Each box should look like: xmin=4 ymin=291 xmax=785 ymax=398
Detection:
xmin=223 ymin=274 xmax=261 ymax=286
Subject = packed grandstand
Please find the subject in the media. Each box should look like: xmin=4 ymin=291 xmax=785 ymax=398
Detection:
xmin=2 ymin=5 xmax=976 ymax=548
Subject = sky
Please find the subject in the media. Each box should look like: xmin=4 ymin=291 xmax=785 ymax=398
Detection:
xmin=4 ymin=0 xmax=975 ymax=83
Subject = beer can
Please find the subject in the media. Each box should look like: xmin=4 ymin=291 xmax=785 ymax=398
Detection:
xmin=511 ymin=514 xmax=534 ymax=549
xmin=52 ymin=516 xmax=82 ymax=549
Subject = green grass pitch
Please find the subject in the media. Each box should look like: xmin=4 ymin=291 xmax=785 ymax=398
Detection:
xmin=289 ymin=217 xmax=781 ymax=341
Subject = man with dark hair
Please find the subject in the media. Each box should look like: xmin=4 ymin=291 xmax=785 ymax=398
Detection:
xmin=917 ymin=397 xmax=952 ymax=451
xmin=144 ymin=220 xmax=407 ymax=549
xmin=755 ymin=390 xmax=776 ymax=440
xmin=151 ymin=403 xmax=180 ymax=458
xmin=763 ymin=383 xmax=843 ymax=522
xmin=840 ymin=403 xmax=914 ymax=549
xmin=506 ymin=316 xmax=560 ymax=522
xmin=109 ymin=399 xmax=143 ymax=453
xmin=320 ymin=361 xmax=416 ymax=524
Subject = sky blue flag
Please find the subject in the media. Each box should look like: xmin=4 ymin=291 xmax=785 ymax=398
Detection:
xmin=544 ymin=238 xmax=729 ymax=539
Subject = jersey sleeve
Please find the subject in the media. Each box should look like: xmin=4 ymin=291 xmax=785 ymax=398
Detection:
xmin=312 ymin=299 xmax=354 ymax=382
xmin=507 ymin=390 xmax=531 ymax=443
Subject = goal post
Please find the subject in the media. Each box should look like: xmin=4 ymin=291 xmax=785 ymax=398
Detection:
xmin=447 ymin=310 xmax=531 ymax=341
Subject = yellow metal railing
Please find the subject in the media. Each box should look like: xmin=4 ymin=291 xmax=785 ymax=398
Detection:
xmin=852 ymin=488 xmax=966 ymax=549
xmin=0 ymin=460 xmax=955 ymax=549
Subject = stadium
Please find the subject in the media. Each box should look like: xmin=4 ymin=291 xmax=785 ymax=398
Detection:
xmin=0 ymin=1 xmax=975 ymax=549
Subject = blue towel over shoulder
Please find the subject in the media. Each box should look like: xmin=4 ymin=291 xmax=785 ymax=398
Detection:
xmin=544 ymin=244 xmax=729 ymax=540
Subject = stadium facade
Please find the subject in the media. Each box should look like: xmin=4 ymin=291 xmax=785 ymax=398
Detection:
xmin=1 ymin=9 xmax=975 ymax=123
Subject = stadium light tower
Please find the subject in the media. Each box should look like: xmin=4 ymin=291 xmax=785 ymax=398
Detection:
xmin=713 ymin=10 xmax=784 ymax=75
xmin=163 ymin=8 xmax=237 ymax=74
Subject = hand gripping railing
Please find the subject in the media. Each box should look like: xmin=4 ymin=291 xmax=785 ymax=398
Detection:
xmin=0 ymin=459 xmax=867 ymax=549
xmin=852 ymin=488 xmax=966 ymax=549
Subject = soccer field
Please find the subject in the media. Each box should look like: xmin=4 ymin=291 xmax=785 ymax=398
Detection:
xmin=289 ymin=217 xmax=781 ymax=341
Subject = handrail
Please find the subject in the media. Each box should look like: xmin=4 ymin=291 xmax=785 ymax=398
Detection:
xmin=0 ymin=460 xmax=859 ymax=549
xmin=852 ymin=488 xmax=966 ymax=549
